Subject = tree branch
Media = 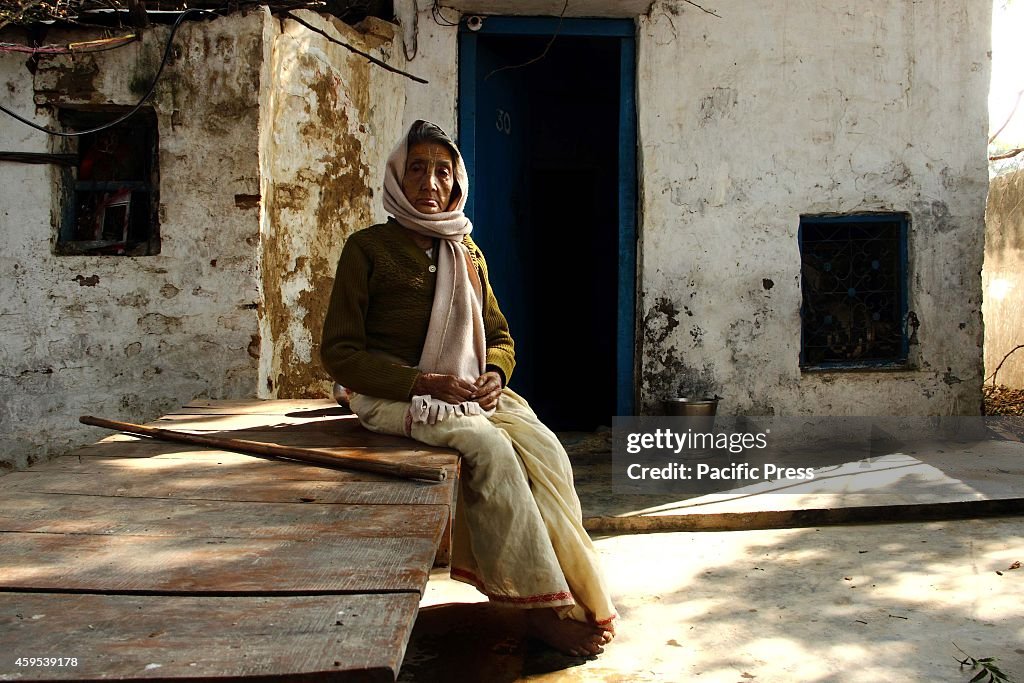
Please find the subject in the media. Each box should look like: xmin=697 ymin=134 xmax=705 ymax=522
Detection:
xmin=986 ymin=343 xmax=1024 ymax=386
xmin=990 ymin=88 xmax=1024 ymax=144
xmin=990 ymin=147 xmax=1024 ymax=161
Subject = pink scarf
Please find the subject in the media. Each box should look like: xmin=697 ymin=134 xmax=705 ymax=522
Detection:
xmin=382 ymin=123 xmax=492 ymax=424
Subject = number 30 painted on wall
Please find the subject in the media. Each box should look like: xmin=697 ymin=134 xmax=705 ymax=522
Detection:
xmin=495 ymin=108 xmax=511 ymax=135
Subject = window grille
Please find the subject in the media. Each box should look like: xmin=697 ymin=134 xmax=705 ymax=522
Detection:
xmin=55 ymin=108 xmax=160 ymax=256
xmin=799 ymin=213 xmax=909 ymax=369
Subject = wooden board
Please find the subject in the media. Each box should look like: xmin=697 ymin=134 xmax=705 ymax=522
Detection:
xmin=82 ymin=421 xmax=458 ymax=454
xmin=65 ymin=439 xmax=459 ymax=472
xmin=0 ymin=493 xmax=448 ymax=540
xmin=0 ymin=591 xmax=418 ymax=682
xmin=0 ymin=399 xmax=464 ymax=680
xmin=0 ymin=531 xmax=440 ymax=594
xmin=0 ymin=458 xmax=455 ymax=507
xmin=144 ymin=413 xmax=355 ymax=431
xmin=179 ymin=398 xmax=343 ymax=414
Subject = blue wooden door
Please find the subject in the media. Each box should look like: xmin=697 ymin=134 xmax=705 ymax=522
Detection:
xmin=460 ymin=33 xmax=536 ymax=398
xmin=459 ymin=18 xmax=637 ymax=426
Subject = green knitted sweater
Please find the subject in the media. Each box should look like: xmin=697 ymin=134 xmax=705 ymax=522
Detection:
xmin=320 ymin=218 xmax=516 ymax=401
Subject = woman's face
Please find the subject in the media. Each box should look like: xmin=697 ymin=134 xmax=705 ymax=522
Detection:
xmin=402 ymin=141 xmax=456 ymax=214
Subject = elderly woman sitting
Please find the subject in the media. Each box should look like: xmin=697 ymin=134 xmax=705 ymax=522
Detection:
xmin=320 ymin=120 xmax=616 ymax=656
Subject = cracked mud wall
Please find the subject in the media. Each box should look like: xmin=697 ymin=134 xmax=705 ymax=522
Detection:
xmin=984 ymin=167 xmax=1024 ymax=388
xmin=636 ymin=0 xmax=990 ymax=415
xmin=257 ymin=11 xmax=405 ymax=398
xmin=0 ymin=12 xmax=264 ymax=469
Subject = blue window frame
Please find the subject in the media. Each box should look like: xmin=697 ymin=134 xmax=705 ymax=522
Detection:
xmin=799 ymin=213 xmax=910 ymax=369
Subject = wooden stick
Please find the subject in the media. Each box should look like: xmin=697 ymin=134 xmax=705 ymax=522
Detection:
xmin=582 ymin=498 xmax=1024 ymax=534
xmin=79 ymin=415 xmax=447 ymax=483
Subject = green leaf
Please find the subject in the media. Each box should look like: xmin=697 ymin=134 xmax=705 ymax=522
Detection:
xmin=988 ymin=664 xmax=1009 ymax=680
xmin=970 ymin=669 xmax=988 ymax=683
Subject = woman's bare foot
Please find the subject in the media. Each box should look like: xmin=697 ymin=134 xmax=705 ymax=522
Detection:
xmin=525 ymin=608 xmax=608 ymax=657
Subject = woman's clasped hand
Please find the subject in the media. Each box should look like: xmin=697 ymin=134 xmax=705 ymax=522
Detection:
xmin=412 ymin=370 xmax=503 ymax=410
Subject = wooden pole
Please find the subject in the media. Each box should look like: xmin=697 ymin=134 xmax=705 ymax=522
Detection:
xmin=582 ymin=498 xmax=1024 ymax=534
xmin=80 ymin=415 xmax=447 ymax=483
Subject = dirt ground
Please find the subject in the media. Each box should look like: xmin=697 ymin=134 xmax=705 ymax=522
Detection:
xmin=398 ymin=429 xmax=1024 ymax=683
xmin=402 ymin=519 xmax=1023 ymax=683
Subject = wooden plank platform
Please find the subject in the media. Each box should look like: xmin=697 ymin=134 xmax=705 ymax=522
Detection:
xmin=0 ymin=592 xmax=419 ymax=682
xmin=0 ymin=400 xmax=461 ymax=681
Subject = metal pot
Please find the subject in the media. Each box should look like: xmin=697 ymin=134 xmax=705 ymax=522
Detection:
xmin=663 ymin=396 xmax=719 ymax=417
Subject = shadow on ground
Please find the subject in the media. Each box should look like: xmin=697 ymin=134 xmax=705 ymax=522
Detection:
xmin=398 ymin=603 xmax=593 ymax=682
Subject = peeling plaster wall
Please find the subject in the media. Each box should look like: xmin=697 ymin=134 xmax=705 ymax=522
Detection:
xmin=0 ymin=13 xmax=263 ymax=469
xmin=984 ymin=167 xmax=1024 ymax=388
xmin=636 ymin=0 xmax=990 ymax=416
xmin=257 ymin=11 xmax=406 ymax=399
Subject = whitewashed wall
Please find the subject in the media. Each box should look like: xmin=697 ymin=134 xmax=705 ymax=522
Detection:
xmin=407 ymin=0 xmax=991 ymax=416
xmin=636 ymin=0 xmax=990 ymax=415
xmin=0 ymin=12 xmax=264 ymax=469
xmin=401 ymin=0 xmax=459 ymax=134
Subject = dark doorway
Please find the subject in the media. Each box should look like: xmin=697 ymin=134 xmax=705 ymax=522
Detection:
xmin=459 ymin=19 xmax=636 ymax=431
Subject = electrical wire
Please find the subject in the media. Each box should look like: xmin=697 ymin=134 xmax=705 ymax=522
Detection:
xmin=430 ymin=0 xmax=458 ymax=27
xmin=0 ymin=7 xmax=217 ymax=137
xmin=283 ymin=10 xmax=428 ymax=84
xmin=483 ymin=0 xmax=568 ymax=81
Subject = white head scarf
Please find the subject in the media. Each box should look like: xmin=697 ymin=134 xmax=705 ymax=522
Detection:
xmin=382 ymin=120 xmax=472 ymax=239
xmin=383 ymin=121 xmax=493 ymax=424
